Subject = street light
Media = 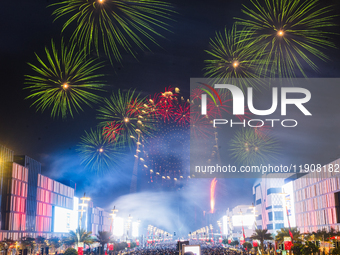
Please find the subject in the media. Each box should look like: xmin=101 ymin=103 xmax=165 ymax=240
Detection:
xmin=109 ymin=206 xmax=118 ymax=233
xmin=79 ymin=193 xmax=91 ymax=230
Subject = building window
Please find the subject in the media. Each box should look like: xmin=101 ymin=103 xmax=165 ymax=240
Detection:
xmin=274 ymin=211 xmax=284 ymax=220
xmin=256 ymin=199 xmax=261 ymax=205
xmin=267 ymin=224 xmax=274 ymax=230
xmin=268 ymin=212 xmax=273 ymax=221
xmin=256 ymin=215 xmax=262 ymax=220
xmin=275 ymin=223 xmax=284 ymax=230
xmin=267 ymin=188 xmax=282 ymax=195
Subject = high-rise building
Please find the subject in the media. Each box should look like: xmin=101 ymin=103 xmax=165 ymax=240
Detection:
xmin=293 ymin=159 xmax=340 ymax=233
xmin=252 ymin=174 xmax=295 ymax=234
xmin=86 ymin=201 xmax=111 ymax=235
xmin=0 ymin=145 xmax=14 ymax=229
xmin=0 ymin=144 xmax=117 ymax=241
xmin=13 ymin=155 xmax=41 ymax=232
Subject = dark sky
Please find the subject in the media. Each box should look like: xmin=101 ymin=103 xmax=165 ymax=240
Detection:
xmin=1 ymin=0 xmax=340 ymax=232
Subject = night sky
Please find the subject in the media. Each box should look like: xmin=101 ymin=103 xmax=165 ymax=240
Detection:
xmin=1 ymin=0 xmax=340 ymax=233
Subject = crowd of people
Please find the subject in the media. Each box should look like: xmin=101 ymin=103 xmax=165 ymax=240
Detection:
xmin=110 ymin=242 xmax=249 ymax=255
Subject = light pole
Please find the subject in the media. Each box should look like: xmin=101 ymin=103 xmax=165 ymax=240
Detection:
xmin=79 ymin=193 xmax=91 ymax=230
xmin=109 ymin=206 xmax=118 ymax=233
xmin=217 ymin=221 xmax=222 ymax=243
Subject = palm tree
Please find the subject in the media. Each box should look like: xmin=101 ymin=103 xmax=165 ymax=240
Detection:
xmin=20 ymin=237 xmax=35 ymax=255
xmin=250 ymin=229 xmax=273 ymax=255
xmin=96 ymin=231 xmax=113 ymax=255
xmin=313 ymin=228 xmax=337 ymax=241
xmin=35 ymin=236 xmax=46 ymax=255
xmin=276 ymin=227 xmax=301 ymax=242
xmin=68 ymin=228 xmax=93 ymax=248
xmin=48 ymin=237 xmax=62 ymax=254
xmin=276 ymin=228 xmax=301 ymax=255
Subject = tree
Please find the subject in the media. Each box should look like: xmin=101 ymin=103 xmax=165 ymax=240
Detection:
xmin=230 ymin=240 xmax=239 ymax=246
xmin=276 ymin=228 xmax=301 ymax=243
xmin=301 ymin=241 xmax=319 ymax=255
xmin=20 ymin=236 xmax=35 ymax=255
xmin=243 ymin=242 xmax=252 ymax=250
xmin=331 ymin=246 xmax=340 ymax=255
xmin=291 ymin=243 xmax=303 ymax=255
xmin=113 ymin=242 xmax=128 ymax=251
xmin=48 ymin=237 xmax=61 ymax=254
xmin=64 ymin=248 xmax=78 ymax=255
xmin=313 ymin=228 xmax=337 ymax=241
xmin=250 ymin=229 xmax=273 ymax=255
xmin=35 ymin=236 xmax=46 ymax=254
xmin=96 ymin=231 xmax=113 ymax=255
xmin=68 ymin=228 xmax=94 ymax=248
xmin=222 ymin=239 xmax=229 ymax=245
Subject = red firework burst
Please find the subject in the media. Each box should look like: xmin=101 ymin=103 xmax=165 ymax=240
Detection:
xmin=103 ymin=122 xmax=123 ymax=142
xmin=174 ymin=103 xmax=190 ymax=126
xmin=190 ymin=113 xmax=214 ymax=139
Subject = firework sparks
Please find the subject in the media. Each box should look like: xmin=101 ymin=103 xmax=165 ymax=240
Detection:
xmin=97 ymin=89 xmax=156 ymax=148
xmin=229 ymin=128 xmax=280 ymax=166
xmin=77 ymin=128 xmax=124 ymax=173
xmin=25 ymin=39 xmax=105 ymax=119
xmin=173 ymin=103 xmax=190 ymax=126
xmin=236 ymin=0 xmax=337 ymax=77
xmin=204 ymin=25 xmax=265 ymax=91
xmin=210 ymin=178 xmax=217 ymax=213
xmin=50 ymin=0 xmax=175 ymax=64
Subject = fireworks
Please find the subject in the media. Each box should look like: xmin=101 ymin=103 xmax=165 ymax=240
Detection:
xmin=229 ymin=128 xmax=280 ymax=166
xmin=140 ymin=123 xmax=190 ymax=189
xmin=173 ymin=103 xmax=190 ymax=126
xmin=204 ymin=25 xmax=265 ymax=91
xmin=77 ymin=128 xmax=124 ymax=173
xmin=50 ymin=0 xmax=175 ymax=64
xmin=97 ymin=89 xmax=156 ymax=148
xmin=210 ymin=178 xmax=217 ymax=213
xmin=236 ymin=0 xmax=337 ymax=77
xmin=25 ymin=39 xmax=105 ymax=119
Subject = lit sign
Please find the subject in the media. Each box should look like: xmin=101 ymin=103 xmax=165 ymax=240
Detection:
xmin=132 ymin=222 xmax=139 ymax=237
xmin=232 ymin=215 xmax=255 ymax=227
xmin=283 ymin=182 xmax=296 ymax=228
xmin=53 ymin=197 xmax=78 ymax=233
xmin=222 ymin=215 xmax=228 ymax=235
xmin=113 ymin=217 xmax=124 ymax=237
xmin=183 ymin=245 xmax=201 ymax=255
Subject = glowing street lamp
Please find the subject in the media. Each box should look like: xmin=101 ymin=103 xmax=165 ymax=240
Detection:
xmin=78 ymin=193 xmax=91 ymax=230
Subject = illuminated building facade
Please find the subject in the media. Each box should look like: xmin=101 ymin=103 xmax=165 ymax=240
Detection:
xmin=293 ymin=158 xmax=340 ymax=233
xmin=253 ymin=165 xmax=340 ymax=234
xmin=0 ymin=145 xmax=14 ymax=230
xmin=86 ymin=202 xmax=111 ymax=235
xmin=252 ymin=175 xmax=294 ymax=234
xmin=227 ymin=205 xmax=255 ymax=239
xmin=0 ymin=145 xmax=106 ymax=240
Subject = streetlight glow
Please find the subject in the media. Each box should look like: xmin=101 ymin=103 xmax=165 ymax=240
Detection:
xmin=278 ymin=30 xmax=284 ymax=36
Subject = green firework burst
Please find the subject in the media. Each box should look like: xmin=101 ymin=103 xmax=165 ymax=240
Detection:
xmin=50 ymin=0 xmax=175 ymax=64
xmin=77 ymin=128 xmax=124 ymax=173
xmin=236 ymin=0 xmax=337 ymax=78
xmin=97 ymin=89 xmax=156 ymax=149
xmin=204 ymin=25 xmax=265 ymax=91
xmin=229 ymin=128 xmax=280 ymax=166
xmin=25 ymin=39 xmax=106 ymax=119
